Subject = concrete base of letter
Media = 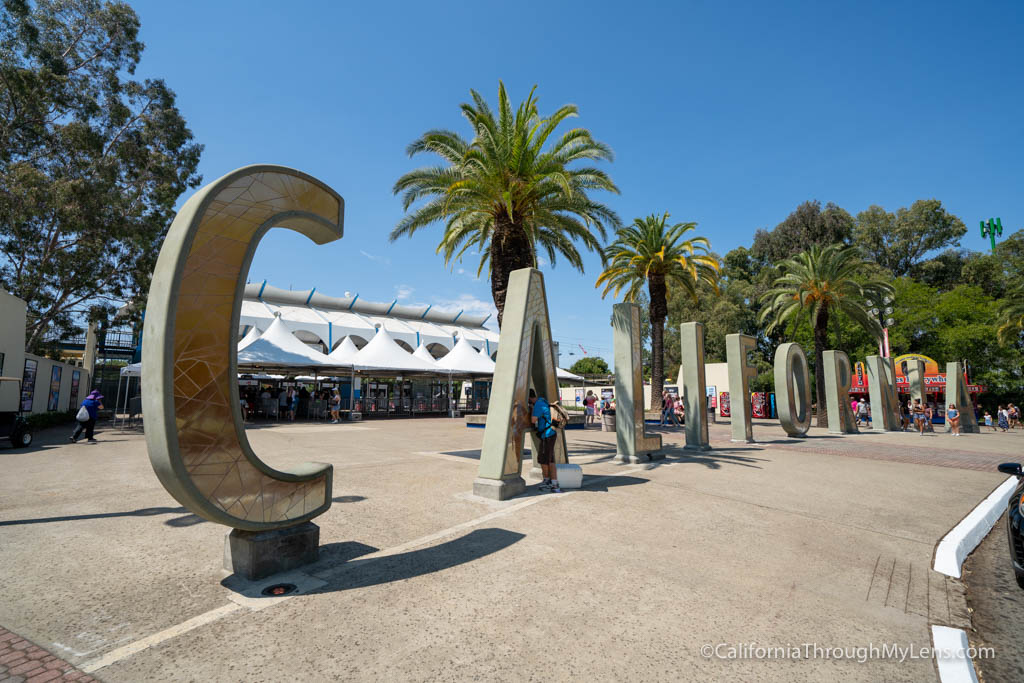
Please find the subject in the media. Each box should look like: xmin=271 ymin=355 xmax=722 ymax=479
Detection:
xmin=473 ymin=476 xmax=525 ymax=501
xmin=224 ymin=522 xmax=320 ymax=580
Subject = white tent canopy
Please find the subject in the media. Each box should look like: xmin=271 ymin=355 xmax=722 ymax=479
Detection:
xmin=120 ymin=362 xmax=142 ymax=377
xmin=238 ymin=325 xmax=262 ymax=351
xmin=412 ymin=343 xmax=438 ymax=365
xmin=237 ymin=315 xmax=334 ymax=367
xmin=350 ymin=327 xmax=438 ymax=372
xmin=326 ymin=336 xmax=359 ymax=364
xmin=435 ymin=337 xmax=495 ymax=374
xmin=556 ymin=367 xmax=583 ymax=381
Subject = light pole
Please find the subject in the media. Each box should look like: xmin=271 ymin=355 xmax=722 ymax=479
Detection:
xmin=867 ymin=296 xmax=895 ymax=358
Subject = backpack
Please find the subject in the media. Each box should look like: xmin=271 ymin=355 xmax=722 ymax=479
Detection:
xmin=550 ymin=401 xmax=569 ymax=430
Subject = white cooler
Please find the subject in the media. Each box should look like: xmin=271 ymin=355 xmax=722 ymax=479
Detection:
xmin=556 ymin=463 xmax=583 ymax=489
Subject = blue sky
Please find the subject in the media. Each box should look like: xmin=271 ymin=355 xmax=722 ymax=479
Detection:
xmin=131 ymin=0 xmax=1023 ymax=365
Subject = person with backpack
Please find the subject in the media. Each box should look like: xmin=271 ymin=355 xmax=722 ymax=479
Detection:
xmin=529 ymin=389 xmax=562 ymax=493
xmin=71 ymin=390 xmax=104 ymax=443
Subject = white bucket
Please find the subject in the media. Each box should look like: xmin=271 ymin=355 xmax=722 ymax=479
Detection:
xmin=556 ymin=463 xmax=583 ymax=489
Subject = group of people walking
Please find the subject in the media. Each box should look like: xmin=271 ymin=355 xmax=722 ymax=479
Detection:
xmin=985 ymin=404 xmax=1020 ymax=432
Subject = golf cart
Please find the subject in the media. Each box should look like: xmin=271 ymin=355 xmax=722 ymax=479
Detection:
xmin=0 ymin=376 xmax=32 ymax=448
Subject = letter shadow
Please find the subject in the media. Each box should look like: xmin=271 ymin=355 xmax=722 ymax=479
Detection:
xmin=0 ymin=505 xmax=194 ymax=527
xmin=303 ymin=528 xmax=525 ymax=595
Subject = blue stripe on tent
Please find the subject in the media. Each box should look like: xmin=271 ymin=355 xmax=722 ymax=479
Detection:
xmin=385 ymin=299 xmax=397 ymax=315
xmin=420 ymin=305 xmax=432 ymax=319
xmin=257 ymin=280 xmax=267 ymax=299
xmin=452 ymin=310 xmax=463 ymax=322
xmin=416 ymin=331 xmax=420 ymax=346
xmin=305 ymin=288 xmax=316 ymax=304
xmin=348 ymin=294 xmax=359 ymax=310
xmin=328 ymin=322 xmax=332 ymax=350
xmin=480 ymin=313 xmax=491 ymax=325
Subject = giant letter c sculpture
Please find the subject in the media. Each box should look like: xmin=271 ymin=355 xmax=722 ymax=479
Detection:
xmin=142 ymin=165 xmax=343 ymax=531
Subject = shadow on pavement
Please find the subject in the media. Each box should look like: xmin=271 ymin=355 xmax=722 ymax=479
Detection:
xmin=306 ymin=528 xmax=524 ymax=594
xmin=0 ymin=505 xmax=191 ymax=527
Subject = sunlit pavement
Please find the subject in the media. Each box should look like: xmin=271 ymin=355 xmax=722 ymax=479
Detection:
xmin=0 ymin=417 xmax=1019 ymax=681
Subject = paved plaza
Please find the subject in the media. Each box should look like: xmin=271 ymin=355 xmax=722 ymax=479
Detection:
xmin=1 ymin=417 xmax=1021 ymax=681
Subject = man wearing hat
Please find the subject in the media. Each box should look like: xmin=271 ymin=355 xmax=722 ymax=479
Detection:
xmin=71 ymin=390 xmax=104 ymax=443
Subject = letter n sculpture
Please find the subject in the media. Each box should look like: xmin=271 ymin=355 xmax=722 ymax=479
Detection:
xmin=143 ymin=165 xmax=342 ymax=579
xmin=613 ymin=303 xmax=663 ymax=462
xmin=475 ymin=268 xmax=567 ymax=500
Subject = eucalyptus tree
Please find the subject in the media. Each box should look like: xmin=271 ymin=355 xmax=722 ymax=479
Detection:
xmin=0 ymin=0 xmax=203 ymax=349
xmin=758 ymin=244 xmax=893 ymax=428
xmin=391 ymin=82 xmax=620 ymax=326
xmin=596 ymin=213 xmax=720 ymax=409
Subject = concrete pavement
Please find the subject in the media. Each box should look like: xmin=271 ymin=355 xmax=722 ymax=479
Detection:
xmin=0 ymin=417 xmax=1017 ymax=681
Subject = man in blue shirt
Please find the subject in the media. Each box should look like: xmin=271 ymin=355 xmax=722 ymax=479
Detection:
xmin=529 ymin=389 xmax=561 ymax=493
xmin=71 ymin=390 xmax=104 ymax=443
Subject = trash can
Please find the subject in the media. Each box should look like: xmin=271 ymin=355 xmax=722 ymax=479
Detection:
xmin=601 ymin=413 xmax=616 ymax=432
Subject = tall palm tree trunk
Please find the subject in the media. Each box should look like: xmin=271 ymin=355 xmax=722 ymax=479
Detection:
xmin=814 ymin=307 xmax=829 ymax=429
xmin=648 ymin=274 xmax=668 ymax=411
xmin=489 ymin=217 xmax=534 ymax=328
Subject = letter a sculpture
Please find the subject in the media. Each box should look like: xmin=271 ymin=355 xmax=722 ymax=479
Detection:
xmin=613 ymin=303 xmax=663 ymax=462
xmin=143 ymin=165 xmax=342 ymax=577
xmin=475 ymin=268 xmax=568 ymax=500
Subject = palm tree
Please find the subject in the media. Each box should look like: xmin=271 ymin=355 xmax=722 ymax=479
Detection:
xmin=997 ymin=290 xmax=1024 ymax=345
xmin=758 ymin=244 xmax=893 ymax=428
xmin=596 ymin=213 xmax=720 ymax=409
xmin=391 ymin=82 xmax=621 ymax=326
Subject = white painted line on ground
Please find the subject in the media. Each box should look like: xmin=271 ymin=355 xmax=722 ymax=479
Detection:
xmin=933 ymin=476 xmax=1017 ymax=578
xmin=79 ymin=603 xmax=243 ymax=673
xmin=931 ymin=625 xmax=979 ymax=683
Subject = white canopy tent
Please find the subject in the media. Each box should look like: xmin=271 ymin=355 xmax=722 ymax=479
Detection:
xmin=326 ymin=336 xmax=359 ymax=364
xmin=350 ymin=327 xmax=438 ymax=373
xmin=436 ymin=337 xmax=496 ymax=375
xmin=237 ymin=325 xmax=262 ymax=351
xmin=237 ymin=315 xmax=334 ymax=368
xmin=412 ymin=343 xmax=438 ymax=365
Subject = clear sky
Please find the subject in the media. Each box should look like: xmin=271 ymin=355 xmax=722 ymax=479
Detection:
xmin=130 ymin=0 xmax=1023 ymax=366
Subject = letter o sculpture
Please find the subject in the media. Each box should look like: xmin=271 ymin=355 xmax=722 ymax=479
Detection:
xmin=774 ymin=342 xmax=811 ymax=437
xmin=142 ymin=165 xmax=343 ymax=531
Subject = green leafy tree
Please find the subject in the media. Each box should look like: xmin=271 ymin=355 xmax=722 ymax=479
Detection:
xmin=568 ymin=356 xmax=610 ymax=376
xmin=597 ymin=213 xmax=720 ymax=409
xmin=0 ymin=0 xmax=202 ymax=350
xmin=391 ymin=82 xmax=620 ymax=326
xmin=853 ymin=199 xmax=966 ymax=277
xmin=996 ymin=289 xmax=1024 ymax=347
xmin=758 ymin=245 xmax=892 ymax=428
xmin=751 ymin=200 xmax=854 ymax=265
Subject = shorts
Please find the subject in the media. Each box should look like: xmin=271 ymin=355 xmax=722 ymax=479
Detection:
xmin=537 ymin=434 xmax=556 ymax=465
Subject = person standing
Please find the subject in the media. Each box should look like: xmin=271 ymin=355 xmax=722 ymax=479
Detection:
xmin=71 ymin=390 xmax=104 ymax=443
xmin=330 ymin=389 xmax=342 ymax=423
xmin=1009 ymin=404 xmax=1020 ymax=430
xmin=984 ymin=410 xmax=994 ymax=431
xmin=855 ymin=398 xmax=868 ymax=426
xmin=529 ymin=389 xmax=561 ymax=493
xmin=660 ymin=390 xmax=678 ymax=427
xmin=947 ymin=404 xmax=962 ymax=436
xmin=998 ymin=405 xmax=1010 ymax=432
xmin=912 ymin=399 xmax=927 ymax=435
xmin=584 ymin=390 xmax=596 ymax=427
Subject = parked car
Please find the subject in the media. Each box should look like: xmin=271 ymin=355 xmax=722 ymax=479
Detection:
xmin=997 ymin=462 xmax=1024 ymax=589
xmin=0 ymin=377 xmax=33 ymax=448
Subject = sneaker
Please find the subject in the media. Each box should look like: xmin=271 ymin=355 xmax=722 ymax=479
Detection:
xmin=70 ymin=436 xmax=76 ymax=443
xmin=550 ymin=486 xmax=563 ymax=493
xmin=87 ymin=438 xmax=97 ymax=442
